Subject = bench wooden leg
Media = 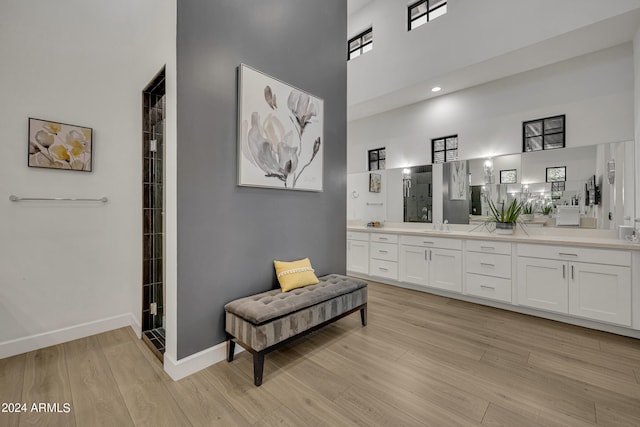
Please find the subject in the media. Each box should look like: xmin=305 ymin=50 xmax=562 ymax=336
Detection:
xmin=253 ymin=352 xmax=265 ymax=386
xmin=227 ymin=337 xmax=236 ymax=362
xmin=360 ymin=306 xmax=367 ymax=326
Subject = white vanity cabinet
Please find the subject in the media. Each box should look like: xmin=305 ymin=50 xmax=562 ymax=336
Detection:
xmin=399 ymin=235 xmax=462 ymax=292
xmin=517 ymin=244 xmax=632 ymax=326
xmin=369 ymin=233 xmax=399 ymax=280
xmin=465 ymin=240 xmax=512 ymax=303
xmin=346 ymin=231 xmax=369 ymax=275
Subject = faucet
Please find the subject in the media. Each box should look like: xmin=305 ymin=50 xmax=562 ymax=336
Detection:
xmin=443 ymin=219 xmax=450 ymax=232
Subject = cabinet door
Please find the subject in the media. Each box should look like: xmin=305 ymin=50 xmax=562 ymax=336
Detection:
xmin=517 ymin=257 xmax=568 ymax=313
xmin=399 ymin=245 xmax=427 ymax=285
xmin=569 ymin=262 xmax=631 ymax=326
xmin=428 ymin=248 xmax=462 ymax=293
xmin=347 ymin=240 xmax=369 ymax=275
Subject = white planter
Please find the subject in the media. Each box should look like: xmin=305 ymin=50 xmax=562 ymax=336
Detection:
xmin=495 ymin=222 xmax=515 ymax=235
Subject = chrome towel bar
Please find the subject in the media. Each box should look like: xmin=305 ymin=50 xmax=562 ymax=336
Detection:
xmin=9 ymin=195 xmax=108 ymax=203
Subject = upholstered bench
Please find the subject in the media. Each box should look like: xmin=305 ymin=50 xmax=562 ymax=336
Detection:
xmin=225 ymin=274 xmax=367 ymax=386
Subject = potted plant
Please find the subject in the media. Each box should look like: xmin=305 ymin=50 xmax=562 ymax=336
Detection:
xmin=541 ymin=204 xmax=553 ymax=217
xmin=521 ymin=203 xmax=534 ymax=221
xmin=488 ymin=199 xmax=522 ymax=234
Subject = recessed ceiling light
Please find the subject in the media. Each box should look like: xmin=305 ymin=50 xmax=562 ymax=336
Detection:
xmin=431 ymin=86 xmax=441 ymax=92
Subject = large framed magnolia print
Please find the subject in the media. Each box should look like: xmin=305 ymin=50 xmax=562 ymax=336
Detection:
xmin=237 ymin=64 xmax=323 ymax=191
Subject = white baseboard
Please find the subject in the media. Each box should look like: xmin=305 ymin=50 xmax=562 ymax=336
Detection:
xmin=164 ymin=340 xmax=244 ymax=381
xmin=130 ymin=314 xmax=142 ymax=338
xmin=0 ymin=313 xmax=136 ymax=359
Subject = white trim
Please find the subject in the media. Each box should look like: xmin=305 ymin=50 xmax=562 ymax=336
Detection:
xmin=0 ymin=313 xmax=136 ymax=359
xmin=129 ymin=313 xmax=142 ymax=339
xmin=163 ymin=340 xmax=244 ymax=381
xmin=350 ymin=271 xmax=640 ymax=339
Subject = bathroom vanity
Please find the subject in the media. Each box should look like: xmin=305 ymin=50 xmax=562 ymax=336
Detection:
xmin=347 ymin=224 xmax=640 ymax=338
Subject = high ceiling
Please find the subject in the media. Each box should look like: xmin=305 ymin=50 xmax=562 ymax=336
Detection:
xmin=347 ymin=0 xmax=372 ymax=16
xmin=347 ymin=1 xmax=640 ymax=121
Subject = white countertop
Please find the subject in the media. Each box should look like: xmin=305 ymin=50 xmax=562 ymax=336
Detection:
xmin=347 ymin=223 xmax=640 ymax=251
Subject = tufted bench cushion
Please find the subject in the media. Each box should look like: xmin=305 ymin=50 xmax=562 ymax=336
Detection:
xmin=224 ymin=274 xmax=367 ymax=325
xmin=225 ymin=274 xmax=368 ymax=386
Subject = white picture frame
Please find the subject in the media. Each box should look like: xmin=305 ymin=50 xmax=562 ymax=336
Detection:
xmin=237 ymin=64 xmax=324 ymax=191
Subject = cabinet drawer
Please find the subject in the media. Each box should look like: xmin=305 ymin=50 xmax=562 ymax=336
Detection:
xmin=370 ymin=233 xmax=398 ymax=243
xmin=466 ymin=273 xmax=512 ymax=303
xmin=399 ymin=235 xmax=462 ymax=250
xmin=466 ymin=252 xmax=511 ymax=279
xmin=517 ymin=244 xmax=631 ymax=267
xmin=370 ymin=242 xmax=398 ymax=261
xmin=370 ymin=258 xmax=398 ymax=280
xmin=346 ymin=231 xmax=369 ymax=242
xmin=466 ymin=240 xmax=511 ymax=255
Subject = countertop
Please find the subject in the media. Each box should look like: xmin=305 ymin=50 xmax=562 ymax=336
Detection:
xmin=347 ymin=223 xmax=640 ymax=251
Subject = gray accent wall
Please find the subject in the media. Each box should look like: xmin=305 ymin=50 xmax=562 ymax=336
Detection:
xmin=176 ymin=0 xmax=347 ymax=358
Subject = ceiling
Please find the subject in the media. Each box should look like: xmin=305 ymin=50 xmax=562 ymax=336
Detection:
xmin=346 ymin=2 xmax=640 ymax=122
xmin=347 ymin=0 xmax=372 ymax=16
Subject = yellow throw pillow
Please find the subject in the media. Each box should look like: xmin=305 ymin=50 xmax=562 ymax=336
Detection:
xmin=274 ymin=258 xmax=319 ymax=292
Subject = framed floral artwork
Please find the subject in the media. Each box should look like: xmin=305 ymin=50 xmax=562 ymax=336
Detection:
xmin=449 ymin=160 xmax=467 ymax=200
xmin=237 ymin=64 xmax=324 ymax=191
xmin=369 ymin=173 xmax=381 ymax=193
xmin=546 ymin=166 xmax=566 ymax=182
xmin=28 ymin=118 xmax=93 ymax=171
xmin=500 ymin=169 xmax=517 ymax=184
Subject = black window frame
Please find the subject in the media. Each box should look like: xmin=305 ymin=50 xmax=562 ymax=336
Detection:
xmin=522 ymin=114 xmax=565 ymax=152
xmin=348 ymin=28 xmax=373 ymax=60
xmin=368 ymin=147 xmax=386 ymax=171
xmin=408 ymin=0 xmax=447 ymax=31
xmin=431 ymin=135 xmax=458 ymax=164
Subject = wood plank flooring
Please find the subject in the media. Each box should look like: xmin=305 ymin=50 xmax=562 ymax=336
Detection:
xmin=1 ymin=280 xmax=639 ymax=426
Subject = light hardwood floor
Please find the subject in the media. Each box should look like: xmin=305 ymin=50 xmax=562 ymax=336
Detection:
xmin=2 ymin=281 xmax=640 ymax=426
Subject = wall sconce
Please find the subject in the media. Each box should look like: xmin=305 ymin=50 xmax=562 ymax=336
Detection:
xmin=608 ymin=159 xmax=615 ymax=184
xmin=483 ymin=159 xmax=494 ymax=184
xmin=402 ymin=168 xmax=412 ymax=197
xmin=483 ymin=159 xmax=494 ymax=175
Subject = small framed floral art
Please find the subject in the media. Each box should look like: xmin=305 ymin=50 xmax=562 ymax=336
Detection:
xmin=28 ymin=118 xmax=93 ymax=172
xmin=237 ymin=64 xmax=323 ymax=191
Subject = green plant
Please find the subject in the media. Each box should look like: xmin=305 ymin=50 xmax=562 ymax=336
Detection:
xmin=522 ymin=203 xmax=534 ymax=215
xmin=488 ymin=199 xmax=523 ymax=223
xmin=541 ymin=204 xmax=553 ymax=215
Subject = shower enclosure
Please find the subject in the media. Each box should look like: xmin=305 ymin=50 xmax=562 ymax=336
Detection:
xmin=403 ymin=165 xmax=433 ymax=222
xmin=141 ymin=68 xmax=165 ymax=360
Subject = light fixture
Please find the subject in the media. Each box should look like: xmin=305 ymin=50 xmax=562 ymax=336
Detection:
xmin=403 ymin=170 xmax=412 ymax=197
xmin=608 ymin=159 xmax=615 ymax=184
xmin=431 ymin=86 xmax=441 ymax=92
xmin=483 ymin=159 xmax=494 ymax=174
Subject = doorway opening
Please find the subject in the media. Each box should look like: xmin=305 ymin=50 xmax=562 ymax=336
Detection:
xmin=141 ymin=68 xmax=165 ymax=361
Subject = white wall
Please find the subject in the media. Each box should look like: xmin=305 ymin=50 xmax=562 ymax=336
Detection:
xmin=635 ymin=28 xmax=640 ymax=223
xmin=348 ymin=43 xmax=634 ymax=174
xmin=0 ymin=0 xmax=176 ymax=358
xmin=348 ymin=0 xmax=640 ymax=109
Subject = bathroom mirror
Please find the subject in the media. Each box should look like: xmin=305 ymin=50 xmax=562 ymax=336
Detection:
xmin=401 ymin=165 xmax=433 ymax=223
xmin=347 ymin=141 xmax=635 ymax=229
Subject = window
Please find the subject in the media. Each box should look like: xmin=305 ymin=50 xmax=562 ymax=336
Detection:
xmin=368 ymin=147 xmax=385 ymax=171
xmin=523 ymin=115 xmax=565 ymax=152
xmin=431 ymin=135 xmax=457 ymax=163
xmin=408 ymin=0 xmax=447 ymax=31
xmin=348 ymin=28 xmax=373 ymax=60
